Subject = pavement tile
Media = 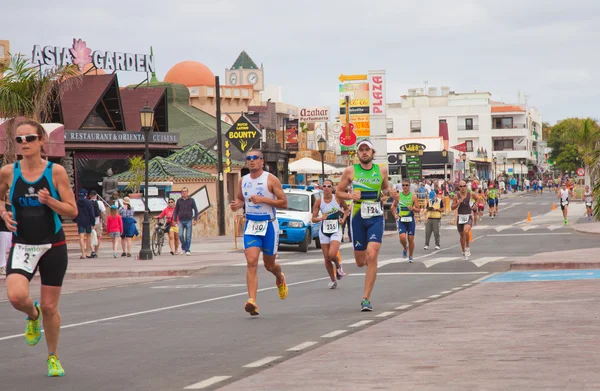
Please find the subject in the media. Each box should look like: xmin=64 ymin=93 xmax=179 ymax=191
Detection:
xmin=218 ymin=280 xmax=600 ymax=391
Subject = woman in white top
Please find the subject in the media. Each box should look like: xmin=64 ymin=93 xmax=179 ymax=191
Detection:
xmin=558 ymin=183 xmax=570 ymax=225
xmin=311 ymin=179 xmax=350 ymax=289
xmin=584 ymin=185 xmax=593 ymax=221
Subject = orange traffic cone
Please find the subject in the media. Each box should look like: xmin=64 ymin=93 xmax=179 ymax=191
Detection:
xmin=552 ymin=203 xmax=556 ymax=211
xmin=468 ymin=230 xmax=473 ymax=242
xmin=337 ymin=250 xmax=343 ymax=265
xmin=527 ymin=212 xmax=531 ymax=222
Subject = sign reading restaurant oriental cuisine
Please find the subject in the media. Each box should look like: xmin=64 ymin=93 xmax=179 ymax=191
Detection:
xmin=64 ymin=130 xmax=179 ymax=144
xmin=32 ymin=38 xmax=155 ymax=73
xmin=299 ymin=107 xmax=329 ymax=122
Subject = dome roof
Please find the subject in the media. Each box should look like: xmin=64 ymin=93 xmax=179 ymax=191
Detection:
xmin=81 ymin=62 xmax=106 ymax=75
xmin=164 ymin=61 xmax=215 ymax=87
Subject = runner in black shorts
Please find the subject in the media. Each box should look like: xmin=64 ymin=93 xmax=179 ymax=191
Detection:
xmin=451 ymin=181 xmax=478 ymax=261
xmin=0 ymin=119 xmax=77 ymax=377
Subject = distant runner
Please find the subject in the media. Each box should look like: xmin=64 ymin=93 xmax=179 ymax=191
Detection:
xmin=487 ymin=184 xmax=498 ymax=219
xmin=584 ymin=185 xmax=593 ymax=221
xmin=391 ymin=178 xmax=420 ymax=261
xmin=452 ymin=180 xmax=478 ymax=261
xmin=230 ymin=149 xmax=288 ymax=316
xmin=558 ymin=182 xmax=570 ymax=225
xmin=312 ymin=179 xmax=349 ymax=289
xmin=336 ymin=140 xmax=394 ymax=311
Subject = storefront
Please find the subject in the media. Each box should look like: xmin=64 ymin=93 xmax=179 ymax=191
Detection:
xmin=388 ymin=150 xmax=455 ymax=181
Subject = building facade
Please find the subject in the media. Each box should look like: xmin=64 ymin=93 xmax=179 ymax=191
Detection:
xmin=386 ymin=87 xmax=542 ymax=181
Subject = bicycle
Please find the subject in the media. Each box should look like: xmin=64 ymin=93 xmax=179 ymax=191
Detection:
xmin=151 ymin=219 xmax=167 ymax=256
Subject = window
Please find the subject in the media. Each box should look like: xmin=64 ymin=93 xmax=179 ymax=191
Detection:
xmin=465 ymin=118 xmax=473 ymax=130
xmin=493 ymin=139 xmax=514 ymax=151
xmin=493 ymin=117 xmax=513 ymax=129
xmin=410 ymin=120 xmax=421 ymax=133
xmin=386 ymin=118 xmax=394 ymax=134
xmin=439 ymin=119 xmax=447 ymax=124
xmin=465 ymin=140 xmax=474 ymax=152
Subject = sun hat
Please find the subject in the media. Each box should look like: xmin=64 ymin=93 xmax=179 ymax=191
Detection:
xmin=123 ymin=197 xmax=131 ymax=205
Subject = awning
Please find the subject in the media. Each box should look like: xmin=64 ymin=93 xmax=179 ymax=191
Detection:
xmin=289 ymin=157 xmax=343 ymax=174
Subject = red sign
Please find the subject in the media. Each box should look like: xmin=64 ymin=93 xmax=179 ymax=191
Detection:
xmin=577 ymin=167 xmax=585 ymax=177
xmin=451 ymin=142 xmax=467 ymax=152
xmin=370 ymin=76 xmax=384 ymax=115
xmin=339 ymin=123 xmax=357 ymax=146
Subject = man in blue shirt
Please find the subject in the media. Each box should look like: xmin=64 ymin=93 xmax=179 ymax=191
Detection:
xmin=75 ymin=189 xmax=96 ymax=259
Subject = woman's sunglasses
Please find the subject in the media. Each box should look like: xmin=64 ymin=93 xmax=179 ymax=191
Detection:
xmin=246 ymin=155 xmax=261 ymax=161
xmin=322 ymin=184 xmax=333 ymax=188
xmin=15 ymin=134 xmax=39 ymax=143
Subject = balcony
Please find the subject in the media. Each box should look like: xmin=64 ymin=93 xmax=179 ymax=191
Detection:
xmin=492 ymin=124 xmax=530 ymax=137
xmin=457 ymin=124 xmax=479 ymax=131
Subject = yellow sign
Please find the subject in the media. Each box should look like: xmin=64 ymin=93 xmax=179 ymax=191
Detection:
xmin=338 ymin=73 xmax=368 ymax=82
xmin=338 ymin=98 xmax=369 ymax=107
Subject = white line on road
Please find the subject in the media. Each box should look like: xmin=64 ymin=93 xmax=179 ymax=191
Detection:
xmin=348 ymin=320 xmax=373 ymax=328
xmin=243 ymin=356 xmax=282 ymax=368
xmin=471 ymin=257 xmax=506 ymax=267
xmin=348 ymin=272 xmax=488 ymax=276
xmin=488 ymin=233 xmax=571 ymax=237
xmin=428 ymin=294 xmax=441 ymax=299
xmin=439 ymin=291 xmax=453 ymax=294
xmin=321 ymin=330 xmax=347 ymax=338
xmin=521 ymin=225 xmax=539 ymax=232
xmin=375 ymin=311 xmax=395 ymax=318
xmin=423 ymin=257 xmax=459 ymax=268
xmin=413 ymin=299 xmax=429 ymax=303
xmin=184 ymin=376 xmax=232 ymax=389
xmin=451 ymin=287 xmax=463 ymax=291
xmin=395 ymin=304 xmax=412 ymax=310
xmin=462 ymin=283 xmax=472 ymax=287
xmin=378 ymin=258 xmax=407 ymax=268
xmin=0 ymin=276 xmax=331 ymax=343
xmin=287 ymin=341 xmax=318 ymax=352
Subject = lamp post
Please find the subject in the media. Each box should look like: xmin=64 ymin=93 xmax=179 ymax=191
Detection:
xmin=442 ymin=149 xmax=448 ymax=181
xmin=493 ymin=156 xmax=497 ymax=181
xmin=318 ymin=136 xmax=327 ymax=183
xmin=138 ymin=103 xmax=155 ymax=260
xmin=503 ymin=157 xmax=506 ymax=177
xmin=461 ymin=152 xmax=467 ymax=180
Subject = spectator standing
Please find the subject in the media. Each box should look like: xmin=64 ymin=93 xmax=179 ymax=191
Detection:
xmin=106 ymin=205 xmax=123 ymax=258
xmin=119 ymin=197 xmax=138 ymax=257
xmin=173 ymin=187 xmax=199 ymax=256
xmin=89 ymin=190 xmax=106 ymax=256
xmin=75 ymin=189 xmax=96 ymax=259
xmin=424 ymin=191 xmax=444 ymax=250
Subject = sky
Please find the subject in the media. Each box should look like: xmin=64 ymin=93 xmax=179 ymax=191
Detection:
xmin=4 ymin=0 xmax=600 ymax=124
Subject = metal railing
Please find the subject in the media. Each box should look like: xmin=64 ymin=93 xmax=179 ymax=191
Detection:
xmin=492 ymin=124 xmax=527 ymax=130
xmin=457 ymin=124 xmax=479 ymax=131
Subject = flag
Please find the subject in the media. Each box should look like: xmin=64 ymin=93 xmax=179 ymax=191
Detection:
xmin=451 ymin=142 xmax=467 ymax=152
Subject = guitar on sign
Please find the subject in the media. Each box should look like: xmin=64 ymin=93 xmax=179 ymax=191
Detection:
xmin=339 ymin=95 xmax=357 ymax=146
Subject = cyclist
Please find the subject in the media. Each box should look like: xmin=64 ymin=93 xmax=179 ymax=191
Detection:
xmin=156 ymin=198 xmax=180 ymax=255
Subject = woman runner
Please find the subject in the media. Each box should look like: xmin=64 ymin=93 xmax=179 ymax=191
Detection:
xmin=0 ymin=119 xmax=77 ymax=377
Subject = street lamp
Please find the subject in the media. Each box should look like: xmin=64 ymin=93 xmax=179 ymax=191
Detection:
xmin=317 ymin=136 xmax=327 ymax=183
xmin=502 ymin=157 xmax=506 ymax=177
xmin=138 ymin=103 xmax=154 ymax=260
xmin=461 ymin=152 xmax=467 ymax=179
xmin=442 ymin=149 xmax=448 ymax=180
xmin=493 ymin=156 xmax=497 ymax=181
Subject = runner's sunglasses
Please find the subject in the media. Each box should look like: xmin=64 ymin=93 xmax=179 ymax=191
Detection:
xmin=246 ymin=155 xmax=262 ymax=161
xmin=15 ymin=134 xmax=39 ymax=143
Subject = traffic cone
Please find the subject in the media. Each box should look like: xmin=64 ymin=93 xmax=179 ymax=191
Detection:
xmin=527 ymin=212 xmax=531 ymax=222
xmin=552 ymin=203 xmax=556 ymax=210
xmin=468 ymin=230 xmax=473 ymax=242
xmin=337 ymin=250 xmax=343 ymax=265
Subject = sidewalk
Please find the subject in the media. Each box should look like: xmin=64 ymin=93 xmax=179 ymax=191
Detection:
xmin=218 ymin=277 xmax=600 ymax=391
xmin=511 ymin=248 xmax=600 ymax=270
xmin=573 ymin=220 xmax=600 ymax=235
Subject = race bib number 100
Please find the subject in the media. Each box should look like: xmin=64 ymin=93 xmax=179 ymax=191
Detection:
xmin=245 ymin=220 xmax=268 ymax=236
xmin=11 ymin=243 xmax=52 ymax=274
xmin=360 ymin=202 xmax=383 ymax=219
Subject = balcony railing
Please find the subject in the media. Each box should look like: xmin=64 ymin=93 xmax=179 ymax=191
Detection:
xmin=457 ymin=124 xmax=479 ymax=131
xmin=492 ymin=124 xmax=527 ymax=130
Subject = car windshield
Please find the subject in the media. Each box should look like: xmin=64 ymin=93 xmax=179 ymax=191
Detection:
xmin=284 ymin=194 xmax=310 ymax=212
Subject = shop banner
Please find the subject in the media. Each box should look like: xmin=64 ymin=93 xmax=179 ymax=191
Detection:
xmin=369 ymin=71 xmax=386 ymax=117
xmin=339 ymin=82 xmax=370 ymax=154
xmin=451 ymin=142 xmax=467 ymax=152
xmin=285 ymin=119 xmax=299 ymax=151
xmin=300 ymin=107 xmax=329 ymax=122
xmin=406 ymin=154 xmax=422 ymax=180
xmin=225 ymin=115 xmax=261 ymax=153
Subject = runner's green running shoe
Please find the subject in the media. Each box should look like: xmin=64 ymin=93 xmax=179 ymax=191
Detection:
xmin=25 ymin=302 xmax=41 ymax=346
xmin=47 ymin=354 xmax=65 ymax=377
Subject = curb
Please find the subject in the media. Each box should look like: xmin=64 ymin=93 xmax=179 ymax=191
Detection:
xmin=0 ymin=267 xmax=207 ymax=286
xmin=573 ymin=227 xmax=600 ymax=236
xmin=510 ymin=262 xmax=600 ymax=271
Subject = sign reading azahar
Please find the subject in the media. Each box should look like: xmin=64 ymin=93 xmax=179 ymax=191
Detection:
xmin=299 ymin=107 xmax=329 ymax=122
xmin=32 ymin=38 xmax=155 ymax=73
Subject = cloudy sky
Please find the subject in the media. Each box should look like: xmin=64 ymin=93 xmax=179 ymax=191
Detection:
xmin=5 ymin=0 xmax=599 ymax=124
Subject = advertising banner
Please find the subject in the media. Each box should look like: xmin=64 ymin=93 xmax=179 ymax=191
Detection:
xmin=339 ymin=82 xmax=370 ymax=154
xmin=406 ymin=154 xmax=422 ymax=180
xmin=299 ymin=107 xmax=329 ymax=122
xmin=285 ymin=119 xmax=299 ymax=151
xmin=225 ymin=115 xmax=261 ymax=153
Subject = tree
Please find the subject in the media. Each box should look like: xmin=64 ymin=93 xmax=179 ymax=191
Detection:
xmin=0 ymin=54 xmax=81 ymax=165
xmin=542 ymin=121 xmax=552 ymax=141
xmin=554 ymin=144 xmax=582 ymax=174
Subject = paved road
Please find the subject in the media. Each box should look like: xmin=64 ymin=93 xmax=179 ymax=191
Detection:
xmin=0 ymin=192 xmax=594 ymax=390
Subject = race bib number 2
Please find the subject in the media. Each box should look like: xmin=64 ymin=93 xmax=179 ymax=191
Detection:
xmin=11 ymin=243 xmax=52 ymax=274
xmin=245 ymin=220 xmax=268 ymax=236
xmin=360 ymin=202 xmax=383 ymax=219
xmin=323 ymin=220 xmax=339 ymax=234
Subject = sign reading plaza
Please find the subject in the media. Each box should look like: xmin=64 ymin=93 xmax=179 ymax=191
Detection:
xmin=225 ymin=115 xmax=262 ymax=153
xmin=32 ymin=38 xmax=155 ymax=73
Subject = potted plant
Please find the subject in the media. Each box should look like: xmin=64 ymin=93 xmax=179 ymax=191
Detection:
xmin=125 ymin=155 xmax=145 ymax=198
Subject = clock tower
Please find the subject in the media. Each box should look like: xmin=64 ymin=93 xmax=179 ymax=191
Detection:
xmin=225 ymin=50 xmax=264 ymax=92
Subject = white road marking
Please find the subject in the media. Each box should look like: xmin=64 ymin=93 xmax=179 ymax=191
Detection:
xmin=184 ymin=376 xmax=232 ymax=389
xmin=547 ymin=224 xmax=563 ymax=231
xmin=451 ymin=287 xmax=463 ymax=291
xmin=243 ymin=356 xmax=282 ymax=368
xmin=439 ymin=291 xmax=453 ymax=294
xmin=375 ymin=311 xmax=395 ymax=318
xmin=462 ymin=283 xmax=472 ymax=287
xmin=395 ymin=304 xmax=412 ymax=310
xmin=489 ymin=233 xmax=571 ymax=237
xmin=378 ymin=258 xmax=408 ymax=268
xmin=471 ymin=257 xmax=506 ymax=267
xmin=494 ymin=225 xmax=512 ymax=232
xmin=413 ymin=299 xmax=429 ymax=303
xmin=0 ymin=276 xmax=331 ymax=343
xmin=348 ymin=320 xmax=373 ymax=328
xmin=282 ymin=258 xmax=323 ymax=266
xmin=521 ymin=225 xmax=539 ymax=232
xmin=151 ymin=284 xmax=246 ymax=289
xmin=321 ymin=330 xmax=347 ymax=338
xmin=428 ymin=294 xmax=441 ymax=299
xmin=422 ymin=257 xmax=459 ymax=268
xmin=349 ymin=272 xmax=487 ymax=276
xmin=287 ymin=341 xmax=318 ymax=351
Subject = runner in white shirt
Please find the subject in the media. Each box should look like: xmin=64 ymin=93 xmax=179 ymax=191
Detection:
xmin=584 ymin=185 xmax=593 ymax=221
xmin=499 ymin=179 xmax=506 ymax=195
xmin=558 ymin=183 xmax=570 ymax=225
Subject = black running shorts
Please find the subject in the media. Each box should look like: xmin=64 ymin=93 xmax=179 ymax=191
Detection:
xmin=6 ymin=243 xmax=68 ymax=287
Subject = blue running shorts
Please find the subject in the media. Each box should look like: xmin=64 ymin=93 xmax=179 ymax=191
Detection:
xmin=350 ymin=214 xmax=384 ymax=251
xmin=243 ymin=219 xmax=279 ymax=256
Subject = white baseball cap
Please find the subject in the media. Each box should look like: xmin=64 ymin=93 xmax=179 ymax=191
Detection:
xmin=356 ymin=139 xmax=375 ymax=150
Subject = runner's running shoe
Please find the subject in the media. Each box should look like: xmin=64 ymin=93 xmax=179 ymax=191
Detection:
xmin=47 ymin=354 xmax=65 ymax=377
xmin=277 ymin=273 xmax=288 ymax=299
xmin=402 ymin=249 xmax=408 ymax=259
xmin=244 ymin=299 xmax=259 ymax=316
xmin=328 ymin=281 xmax=337 ymax=289
xmin=361 ymin=298 xmax=373 ymax=312
xmin=409 ymin=257 xmax=414 ymax=263
xmin=336 ymin=266 xmax=346 ymax=280
xmin=25 ymin=302 xmax=42 ymax=346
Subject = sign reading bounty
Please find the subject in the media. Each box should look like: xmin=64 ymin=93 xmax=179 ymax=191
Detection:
xmin=225 ymin=115 xmax=262 ymax=153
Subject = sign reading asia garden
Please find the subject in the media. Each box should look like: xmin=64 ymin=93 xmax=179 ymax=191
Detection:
xmin=64 ymin=130 xmax=179 ymax=144
xmin=32 ymin=38 xmax=155 ymax=73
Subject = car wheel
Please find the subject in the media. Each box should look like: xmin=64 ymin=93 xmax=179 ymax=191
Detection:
xmin=299 ymin=230 xmax=310 ymax=252
xmin=315 ymin=235 xmax=321 ymax=249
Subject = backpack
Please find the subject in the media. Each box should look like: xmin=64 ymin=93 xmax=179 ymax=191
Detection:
xmin=91 ymin=200 xmax=101 ymax=218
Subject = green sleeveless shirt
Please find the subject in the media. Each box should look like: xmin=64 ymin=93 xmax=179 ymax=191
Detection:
xmin=351 ymin=163 xmax=383 ymax=216
xmin=398 ymin=192 xmax=414 ymax=217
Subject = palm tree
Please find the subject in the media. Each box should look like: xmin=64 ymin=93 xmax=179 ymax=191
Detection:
xmin=0 ymin=53 xmax=81 ymax=165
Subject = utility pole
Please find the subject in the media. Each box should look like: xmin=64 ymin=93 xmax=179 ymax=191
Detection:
xmin=215 ymin=76 xmax=226 ymax=236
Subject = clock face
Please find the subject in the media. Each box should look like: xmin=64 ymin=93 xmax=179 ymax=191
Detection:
xmin=247 ymin=72 xmax=259 ymax=85
xmin=229 ymin=73 xmax=237 ymax=85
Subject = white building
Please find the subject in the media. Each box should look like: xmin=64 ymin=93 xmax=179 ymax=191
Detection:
xmin=386 ymin=86 xmax=542 ymax=181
